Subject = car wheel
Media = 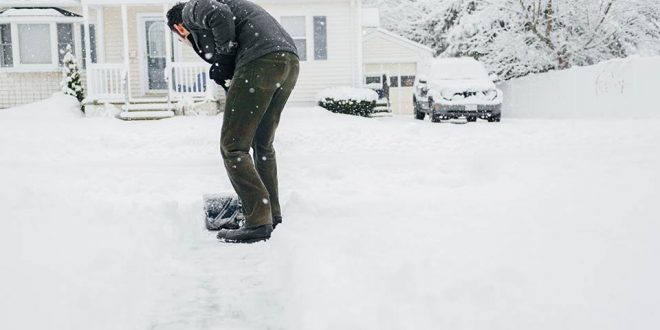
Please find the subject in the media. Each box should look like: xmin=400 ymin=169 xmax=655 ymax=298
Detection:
xmin=431 ymin=115 xmax=441 ymax=123
xmin=467 ymin=117 xmax=477 ymax=122
xmin=488 ymin=115 xmax=501 ymax=122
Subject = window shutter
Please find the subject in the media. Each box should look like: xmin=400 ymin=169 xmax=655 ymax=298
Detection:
xmin=0 ymin=24 xmax=12 ymax=67
xmin=313 ymin=16 xmax=327 ymax=60
xmin=57 ymin=23 xmax=74 ymax=66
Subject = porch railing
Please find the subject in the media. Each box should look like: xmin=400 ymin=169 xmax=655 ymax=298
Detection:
xmin=166 ymin=63 xmax=210 ymax=98
xmin=87 ymin=63 xmax=125 ymax=100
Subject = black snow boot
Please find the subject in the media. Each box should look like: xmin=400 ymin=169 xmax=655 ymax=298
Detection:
xmin=217 ymin=224 xmax=273 ymax=244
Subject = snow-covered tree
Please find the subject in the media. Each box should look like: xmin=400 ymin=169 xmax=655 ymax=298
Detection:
xmin=61 ymin=44 xmax=85 ymax=111
xmin=442 ymin=0 xmax=660 ymax=79
xmin=364 ymin=0 xmax=475 ymax=55
xmin=366 ymin=0 xmax=660 ymax=80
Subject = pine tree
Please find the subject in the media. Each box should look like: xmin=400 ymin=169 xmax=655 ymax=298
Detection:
xmin=61 ymin=44 xmax=85 ymax=112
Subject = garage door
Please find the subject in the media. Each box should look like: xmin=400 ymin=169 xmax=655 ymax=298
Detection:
xmin=364 ymin=62 xmax=417 ymax=115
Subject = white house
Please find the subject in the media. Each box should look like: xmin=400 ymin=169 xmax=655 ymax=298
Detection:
xmin=0 ymin=0 xmax=431 ymax=117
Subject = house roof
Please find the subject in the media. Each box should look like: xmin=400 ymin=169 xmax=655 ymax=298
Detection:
xmin=0 ymin=7 xmax=81 ymax=17
xmin=2 ymin=0 xmax=350 ymax=7
xmin=1 ymin=0 xmax=81 ymax=7
xmin=363 ymin=28 xmax=434 ymax=55
xmin=79 ymin=0 xmax=345 ymax=4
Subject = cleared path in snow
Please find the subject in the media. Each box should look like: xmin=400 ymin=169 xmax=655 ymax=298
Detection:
xmin=1 ymin=106 xmax=659 ymax=329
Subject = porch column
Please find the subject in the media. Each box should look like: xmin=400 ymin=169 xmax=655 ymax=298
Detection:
xmin=82 ymin=2 xmax=93 ymax=99
xmin=121 ymin=4 xmax=131 ymax=110
xmin=96 ymin=6 xmax=105 ymax=63
xmin=163 ymin=4 xmax=173 ymax=105
xmin=355 ymin=0 xmax=364 ymax=87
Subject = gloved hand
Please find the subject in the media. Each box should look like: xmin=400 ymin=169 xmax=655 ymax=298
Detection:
xmin=209 ymin=52 xmax=236 ymax=92
xmin=209 ymin=62 xmax=235 ymax=92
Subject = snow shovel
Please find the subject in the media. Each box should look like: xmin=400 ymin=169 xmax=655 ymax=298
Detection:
xmin=203 ymin=193 xmax=244 ymax=231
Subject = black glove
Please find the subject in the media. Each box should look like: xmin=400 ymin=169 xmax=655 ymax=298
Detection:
xmin=209 ymin=62 xmax=235 ymax=92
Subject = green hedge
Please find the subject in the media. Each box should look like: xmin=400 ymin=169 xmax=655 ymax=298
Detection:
xmin=318 ymin=98 xmax=377 ymax=117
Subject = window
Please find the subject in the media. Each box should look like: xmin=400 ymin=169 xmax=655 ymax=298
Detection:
xmin=0 ymin=22 xmax=97 ymax=70
xmin=57 ymin=23 xmax=74 ymax=65
xmin=0 ymin=24 xmax=12 ymax=67
xmin=18 ymin=24 xmax=52 ymax=64
xmin=400 ymin=75 xmax=416 ymax=87
xmin=81 ymin=24 xmax=97 ymax=68
xmin=281 ymin=16 xmax=307 ymax=61
xmin=390 ymin=76 xmax=399 ymax=87
xmin=365 ymin=75 xmax=381 ymax=84
xmin=313 ymin=16 xmax=327 ymax=60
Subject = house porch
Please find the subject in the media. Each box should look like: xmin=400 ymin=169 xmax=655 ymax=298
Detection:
xmin=82 ymin=1 xmax=218 ymax=117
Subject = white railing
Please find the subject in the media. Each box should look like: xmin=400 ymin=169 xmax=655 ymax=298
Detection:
xmin=87 ymin=63 xmax=125 ymax=100
xmin=166 ymin=62 xmax=210 ymax=98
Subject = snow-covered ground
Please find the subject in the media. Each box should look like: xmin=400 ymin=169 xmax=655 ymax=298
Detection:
xmin=1 ymin=95 xmax=659 ymax=329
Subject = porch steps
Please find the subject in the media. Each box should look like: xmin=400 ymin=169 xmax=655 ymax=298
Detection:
xmin=117 ymin=103 xmax=174 ymax=121
xmin=118 ymin=110 xmax=174 ymax=121
xmin=123 ymin=103 xmax=172 ymax=111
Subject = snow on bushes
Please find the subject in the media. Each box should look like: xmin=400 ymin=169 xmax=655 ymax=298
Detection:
xmin=61 ymin=45 xmax=85 ymax=113
xmin=316 ymin=86 xmax=378 ymax=117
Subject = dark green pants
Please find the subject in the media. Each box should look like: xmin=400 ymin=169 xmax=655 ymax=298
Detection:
xmin=221 ymin=52 xmax=299 ymax=228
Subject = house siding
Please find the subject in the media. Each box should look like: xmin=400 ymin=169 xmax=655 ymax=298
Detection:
xmin=1 ymin=1 xmax=357 ymax=108
xmin=363 ymin=34 xmax=428 ymax=64
xmin=100 ymin=2 xmax=355 ymax=104
xmin=262 ymin=2 xmax=355 ymax=104
xmin=103 ymin=6 xmax=164 ymax=98
xmin=0 ymin=6 xmax=90 ymax=109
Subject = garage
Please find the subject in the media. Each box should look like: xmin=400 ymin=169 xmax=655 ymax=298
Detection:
xmin=362 ymin=28 xmax=434 ymax=115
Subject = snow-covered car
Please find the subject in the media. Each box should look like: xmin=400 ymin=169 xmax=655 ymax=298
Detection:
xmin=413 ymin=57 xmax=503 ymax=122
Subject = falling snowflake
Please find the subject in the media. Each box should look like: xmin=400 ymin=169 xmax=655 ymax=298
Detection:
xmin=261 ymin=198 xmax=269 ymax=204
xmin=249 ymin=88 xmax=255 ymax=93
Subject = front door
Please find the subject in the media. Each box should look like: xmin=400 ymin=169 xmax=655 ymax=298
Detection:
xmin=142 ymin=18 xmax=167 ymax=92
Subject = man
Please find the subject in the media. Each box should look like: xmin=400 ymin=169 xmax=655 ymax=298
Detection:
xmin=167 ymin=0 xmax=300 ymax=243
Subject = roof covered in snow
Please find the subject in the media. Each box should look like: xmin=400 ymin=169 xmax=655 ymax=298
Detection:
xmin=0 ymin=7 xmax=80 ymax=17
xmin=80 ymin=0 xmax=344 ymax=4
xmin=0 ymin=0 xmax=81 ymax=7
xmin=363 ymin=28 xmax=434 ymax=54
xmin=429 ymin=57 xmax=490 ymax=80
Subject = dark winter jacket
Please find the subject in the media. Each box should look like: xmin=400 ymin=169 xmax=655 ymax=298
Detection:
xmin=182 ymin=0 xmax=299 ymax=69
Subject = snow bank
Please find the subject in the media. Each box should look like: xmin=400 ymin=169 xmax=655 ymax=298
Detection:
xmin=0 ymin=93 xmax=82 ymax=120
xmin=316 ymin=86 xmax=379 ymax=102
xmin=499 ymin=56 xmax=660 ymax=118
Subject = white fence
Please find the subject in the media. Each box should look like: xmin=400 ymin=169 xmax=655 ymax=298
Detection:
xmin=498 ymin=56 xmax=660 ymax=118
xmin=167 ymin=63 xmax=210 ymax=98
xmin=87 ymin=63 xmax=125 ymax=100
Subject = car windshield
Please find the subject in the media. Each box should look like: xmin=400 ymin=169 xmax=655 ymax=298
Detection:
xmin=430 ymin=60 xmax=489 ymax=80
